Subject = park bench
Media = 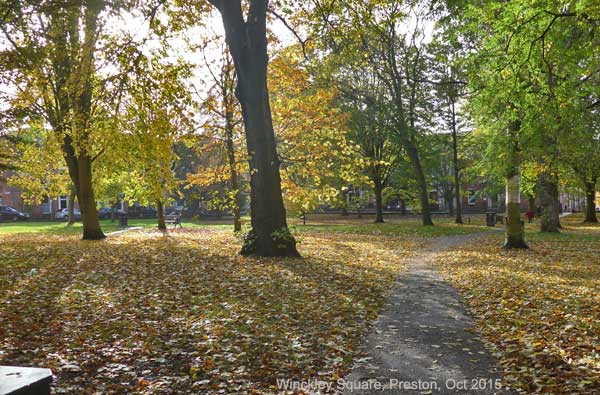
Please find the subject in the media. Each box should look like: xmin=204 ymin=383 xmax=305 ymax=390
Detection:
xmin=164 ymin=214 xmax=182 ymax=229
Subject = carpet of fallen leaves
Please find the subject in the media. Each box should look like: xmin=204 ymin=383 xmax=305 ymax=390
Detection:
xmin=434 ymin=217 xmax=600 ymax=394
xmin=0 ymin=228 xmax=421 ymax=394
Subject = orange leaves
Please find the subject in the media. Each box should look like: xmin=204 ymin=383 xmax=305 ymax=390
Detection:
xmin=0 ymin=227 xmax=419 ymax=394
xmin=434 ymin=226 xmax=600 ymax=394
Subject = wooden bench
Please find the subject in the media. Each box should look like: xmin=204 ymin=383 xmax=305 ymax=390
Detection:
xmin=164 ymin=214 xmax=182 ymax=229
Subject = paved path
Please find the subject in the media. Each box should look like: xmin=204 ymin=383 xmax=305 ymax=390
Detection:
xmin=105 ymin=226 xmax=143 ymax=236
xmin=341 ymin=233 xmax=514 ymax=395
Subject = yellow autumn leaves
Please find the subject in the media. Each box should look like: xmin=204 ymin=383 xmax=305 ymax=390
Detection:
xmin=434 ymin=216 xmax=600 ymax=394
xmin=0 ymin=227 xmax=419 ymax=394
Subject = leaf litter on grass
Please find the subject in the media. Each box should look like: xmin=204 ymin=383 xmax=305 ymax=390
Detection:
xmin=0 ymin=228 xmax=421 ymax=394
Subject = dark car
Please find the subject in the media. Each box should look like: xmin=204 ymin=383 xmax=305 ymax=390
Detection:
xmin=0 ymin=205 xmax=30 ymax=221
xmin=98 ymin=207 xmax=126 ymax=219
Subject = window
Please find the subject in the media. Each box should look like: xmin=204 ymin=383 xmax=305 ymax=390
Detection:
xmin=467 ymin=190 xmax=477 ymax=205
xmin=58 ymin=195 xmax=68 ymax=210
xmin=42 ymin=197 xmax=52 ymax=214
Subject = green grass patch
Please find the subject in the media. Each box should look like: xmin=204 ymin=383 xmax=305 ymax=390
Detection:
xmin=0 ymin=218 xmax=233 ymax=235
xmin=294 ymin=219 xmax=488 ymax=237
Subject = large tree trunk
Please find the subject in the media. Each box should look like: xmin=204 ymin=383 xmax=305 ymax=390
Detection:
xmin=538 ymin=170 xmax=561 ymax=232
xmin=77 ymin=155 xmax=104 ymax=239
xmin=212 ymin=0 xmax=298 ymax=256
xmin=584 ymin=180 xmax=598 ymax=223
xmin=62 ymin=137 xmax=105 ymax=239
xmin=67 ymin=185 xmax=76 ymax=225
xmin=373 ymin=182 xmax=384 ymax=223
xmin=503 ymin=125 xmax=527 ymax=249
xmin=504 ymin=170 xmax=528 ymax=249
xmin=52 ymin=2 xmax=105 ymax=240
xmin=156 ymin=200 xmax=166 ymax=230
xmin=404 ymin=140 xmax=433 ymax=225
xmin=450 ymin=105 xmax=463 ymax=224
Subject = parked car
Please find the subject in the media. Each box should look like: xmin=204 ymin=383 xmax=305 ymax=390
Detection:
xmin=0 ymin=205 xmax=30 ymax=221
xmin=97 ymin=207 xmax=125 ymax=219
xmin=55 ymin=208 xmax=81 ymax=221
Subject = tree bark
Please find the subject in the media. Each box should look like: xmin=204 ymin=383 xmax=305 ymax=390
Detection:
xmin=404 ymin=140 xmax=433 ymax=225
xmin=77 ymin=155 xmax=104 ymax=239
xmin=210 ymin=0 xmax=298 ymax=256
xmin=374 ymin=182 xmax=384 ymax=223
xmin=503 ymin=123 xmax=527 ymax=249
xmin=223 ymin=70 xmax=242 ymax=233
xmin=584 ymin=180 xmax=598 ymax=223
xmin=52 ymin=3 xmax=105 ymax=240
xmin=156 ymin=200 xmax=166 ymax=230
xmin=67 ymin=185 xmax=76 ymax=225
xmin=504 ymin=171 xmax=528 ymax=249
xmin=538 ymin=170 xmax=561 ymax=232
xmin=451 ymin=114 xmax=463 ymax=224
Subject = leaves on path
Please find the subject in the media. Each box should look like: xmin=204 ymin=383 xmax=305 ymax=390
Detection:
xmin=435 ymin=226 xmax=600 ymax=394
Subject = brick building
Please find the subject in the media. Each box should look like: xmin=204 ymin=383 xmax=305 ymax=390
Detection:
xmin=0 ymin=172 xmax=76 ymax=219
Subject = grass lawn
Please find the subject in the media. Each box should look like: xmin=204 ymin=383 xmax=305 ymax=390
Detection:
xmin=434 ymin=214 xmax=600 ymax=394
xmin=0 ymin=218 xmax=233 ymax=235
xmin=0 ymin=214 xmax=490 ymax=238
xmin=292 ymin=215 xmax=489 ymax=237
xmin=2 ymin=214 xmax=595 ymax=394
xmin=0 ymin=225 xmax=424 ymax=394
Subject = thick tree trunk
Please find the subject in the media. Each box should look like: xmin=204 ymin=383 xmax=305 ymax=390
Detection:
xmin=584 ymin=180 xmax=598 ymax=223
xmin=404 ymin=141 xmax=433 ymax=225
xmin=53 ymin=2 xmax=104 ymax=240
xmin=156 ymin=200 xmax=166 ymax=230
xmin=67 ymin=185 xmax=76 ymax=225
xmin=374 ymin=182 xmax=384 ymax=223
xmin=77 ymin=156 xmax=104 ymax=239
xmin=62 ymin=136 xmax=104 ymax=239
xmin=213 ymin=0 xmax=298 ymax=256
xmin=503 ymin=124 xmax=527 ymax=249
xmin=504 ymin=171 xmax=528 ymax=249
xmin=538 ymin=171 xmax=561 ymax=232
xmin=76 ymin=155 xmax=104 ymax=239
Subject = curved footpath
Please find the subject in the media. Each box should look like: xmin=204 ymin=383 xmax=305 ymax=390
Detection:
xmin=341 ymin=232 xmax=515 ymax=395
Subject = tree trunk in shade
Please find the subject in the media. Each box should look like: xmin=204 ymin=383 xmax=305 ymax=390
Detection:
xmin=210 ymin=0 xmax=298 ymax=256
xmin=538 ymin=170 xmax=561 ymax=232
xmin=374 ymin=182 xmax=384 ymax=223
xmin=584 ymin=180 xmax=598 ymax=223
xmin=503 ymin=122 xmax=527 ymax=249
xmin=157 ymin=200 xmax=166 ymax=230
